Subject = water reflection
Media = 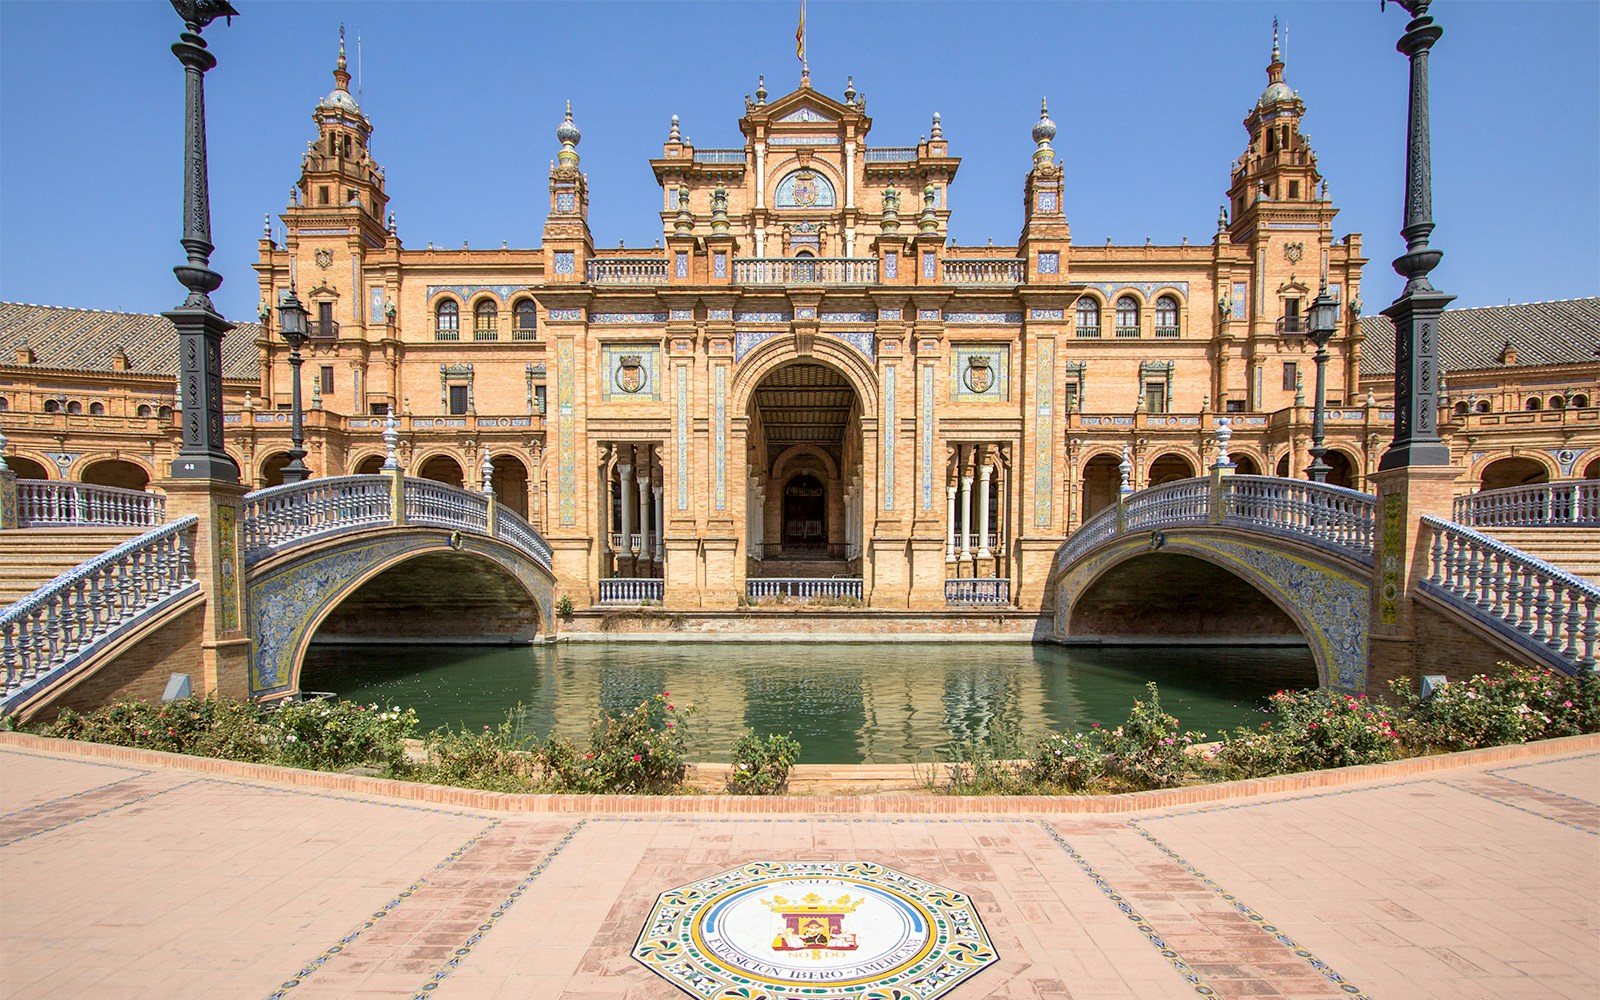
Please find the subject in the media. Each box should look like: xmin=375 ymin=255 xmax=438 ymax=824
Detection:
xmin=300 ymin=641 xmax=1316 ymax=764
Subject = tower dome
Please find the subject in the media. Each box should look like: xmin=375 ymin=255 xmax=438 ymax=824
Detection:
xmin=317 ymin=25 xmax=360 ymax=114
xmin=1258 ymin=19 xmax=1294 ymax=106
xmin=556 ymin=102 xmax=581 ymax=146
xmin=1031 ymin=98 xmax=1057 ymax=145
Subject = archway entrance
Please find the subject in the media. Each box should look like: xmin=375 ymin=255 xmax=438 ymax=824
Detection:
xmin=746 ymin=361 xmax=862 ymax=572
xmin=5 ymin=455 xmax=50 ymax=480
xmin=783 ymin=474 xmax=827 ymax=550
xmin=355 ymin=455 xmax=384 ymax=475
xmin=80 ymin=459 xmax=150 ymax=492
xmin=418 ymin=455 xmax=465 ymax=489
xmin=1480 ymin=456 xmax=1548 ymax=491
xmin=1324 ymin=450 xmax=1357 ymax=489
xmin=1148 ymin=453 xmax=1195 ymax=486
xmin=1081 ymin=454 xmax=1120 ymax=522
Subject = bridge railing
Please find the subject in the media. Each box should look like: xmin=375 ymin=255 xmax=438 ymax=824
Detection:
xmin=1419 ymin=515 xmax=1598 ymax=674
xmin=15 ymin=480 xmax=166 ymax=528
xmin=1452 ymin=481 xmax=1600 ymax=528
xmin=945 ymin=578 xmax=1011 ymax=606
xmin=243 ymin=476 xmax=393 ymax=558
xmin=494 ymin=507 xmax=553 ymax=568
xmin=2 ymin=516 xmax=199 ymax=712
xmin=404 ymin=478 xmax=489 ymax=532
xmin=746 ymin=577 xmax=863 ymax=602
xmin=1053 ymin=474 xmax=1377 ymax=579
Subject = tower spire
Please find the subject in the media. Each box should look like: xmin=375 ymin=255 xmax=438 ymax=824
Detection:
xmin=333 ymin=23 xmax=351 ymax=93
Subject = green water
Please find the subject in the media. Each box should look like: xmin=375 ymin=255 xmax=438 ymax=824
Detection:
xmin=299 ymin=641 xmax=1317 ymax=764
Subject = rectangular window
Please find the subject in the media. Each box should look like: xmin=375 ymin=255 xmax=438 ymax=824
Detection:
xmin=1288 ymin=180 xmax=1300 ymax=200
xmin=1225 ymin=399 xmax=1246 ymax=413
xmin=448 ymin=385 xmax=469 ymax=415
xmin=315 ymin=300 xmax=335 ymax=337
xmin=319 ymin=366 xmax=334 ymax=394
xmin=1283 ymin=362 xmax=1299 ymax=393
xmin=534 ymin=385 xmax=547 ymax=415
xmin=1144 ymin=382 xmax=1168 ymax=414
xmin=369 ymin=402 xmax=389 ymax=416
xmin=1063 ymin=383 xmax=1079 ymax=413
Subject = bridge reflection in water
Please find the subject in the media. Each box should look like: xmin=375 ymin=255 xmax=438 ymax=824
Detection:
xmin=299 ymin=641 xmax=1317 ymax=764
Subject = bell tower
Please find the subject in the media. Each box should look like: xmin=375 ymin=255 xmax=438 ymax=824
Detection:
xmin=543 ymin=102 xmax=594 ymax=283
xmin=291 ymin=25 xmax=388 ymax=247
xmin=1227 ymin=20 xmax=1328 ymax=243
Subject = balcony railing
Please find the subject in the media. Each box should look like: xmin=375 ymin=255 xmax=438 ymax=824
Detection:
xmin=1114 ymin=326 xmax=1140 ymax=339
xmin=598 ymin=578 xmax=664 ymax=604
xmin=945 ymin=578 xmax=1011 ymax=606
xmin=732 ymin=258 xmax=878 ymax=285
xmin=14 ymin=481 xmax=166 ymax=528
xmin=692 ymin=149 xmax=746 ymax=165
xmin=434 ymin=325 xmax=460 ymax=342
xmin=745 ymin=577 xmax=863 ymax=602
xmin=1075 ymin=325 xmax=1101 ymax=338
xmin=308 ymin=320 xmax=339 ymax=339
xmin=864 ymin=147 xmax=918 ymax=163
xmin=608 ymin=532 xmax=643 ymax=552
xmin=941 ymin=258 xmax=1024 ymax=284
xmin=1276 ymin=316 xmax=1310 ymax=335
xmin=587 ymin=257 xmax=669 ymax=284
xmin=1155 ymin=326 xmax=1181 ymax=338
xmin=473 ymin=326 xmax=498 ymax=341
xmin=1452 ymin=482 xmax=1600 ymax=528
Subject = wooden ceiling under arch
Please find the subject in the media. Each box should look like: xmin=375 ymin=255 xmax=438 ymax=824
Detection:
xmin=750 ymin=362 xmax=857 ymax=453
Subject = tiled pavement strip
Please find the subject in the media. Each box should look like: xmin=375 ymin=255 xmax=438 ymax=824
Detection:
xmin=0 ymin=735 xmax=1595 ymax=1000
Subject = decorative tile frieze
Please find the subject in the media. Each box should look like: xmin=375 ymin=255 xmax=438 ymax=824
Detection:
xmin=1035 ymin=338 xmax=1055 ymax=526
xmin=709 ymin=308 xmax=733 ymax=320
xmin=1030 ymin=308 xmax=1065 ymax=320
xmin=669 ymin=308 xmax=693 ymax=321
xmin=918 ymin=308 xmax=940 ymax=321
xmin=1073 ymin=281 xmax=1189 ymax=300
xmin=736 ymin=310 xmax=792 ymax=323
xmin=548 ymin=308 xmax=583 ymax=321
xmin=553 ymin=252 xmax=575 ymax=275
xmin=879 ymin=307 xmax=902 ymax=321
xmin=946 ymin=312 xmax=1022 ymax=324
xmin=883 ymin=365 xmax=896 ymax=510
xmin=590 ymin=312 xmax=668 ymax=324
xmin=1037 ymin=251 xmax=1059 ymax=274
xmin=714 ymin=366 xmax=727 ymax=510
xmin=824 ymin=329 xmax=874 ymax=360
xmin=821 ymin=311 xmax=875 ymax=323
xmin=426 ymin=284 xmax=524 ymax=303
xmin=734 ymin=329 xmax=783 ymax=363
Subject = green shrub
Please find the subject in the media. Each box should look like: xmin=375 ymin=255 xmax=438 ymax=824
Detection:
xmin=266 ymin=699 xmax=417 ymax=774
xmin=938 ymin=720 xmax=1027 ymax=794
xmin=542 ymin=692 xmax=691 ymax=793
xmin=42 ymin=696 xmax=271 ymax=762
xmin=1391 ymin=663 xmax=1600 ymax=753
xmin=726 ymin=731 xmax=802 ymax=794
xmin=1097 ymin=682 xmax=1205 ymax=790
xmin=419 ymin=714 xmax=540 ymax=792
xmin=555 ymin=594 xmax=574 ymax=618
xmin=1212 ymin=688 xmax=1400 ymax=776
xmin=1025 ymin=729 xmax=1104 ymax=792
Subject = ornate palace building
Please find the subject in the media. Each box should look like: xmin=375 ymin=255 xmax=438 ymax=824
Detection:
xmin=2 ymin=35 xmax=1596 ymax=610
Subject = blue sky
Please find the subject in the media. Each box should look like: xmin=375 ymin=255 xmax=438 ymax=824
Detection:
xmin=1 ymin=1 xmax=1595 ymax=324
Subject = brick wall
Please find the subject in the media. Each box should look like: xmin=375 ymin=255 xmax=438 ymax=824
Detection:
xmin=1068 ymin=553 xmax=1303 ymax=639
xmin=25 ymin=602 xmax=205 ymax=723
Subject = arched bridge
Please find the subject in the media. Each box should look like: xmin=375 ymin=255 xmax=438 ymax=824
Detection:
xmin=1047 ymin=475 xmax=1598 ymax=693
xmin=2 ymin=474 xmax=555 ymax=715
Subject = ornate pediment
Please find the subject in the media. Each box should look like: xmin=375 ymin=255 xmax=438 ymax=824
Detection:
xmin=777 ymin=106 xmax=833 ymax=124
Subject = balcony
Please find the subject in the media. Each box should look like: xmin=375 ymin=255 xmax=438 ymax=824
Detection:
xmin=1114 ymin=326 xmax=1140 ymax=339
xmin=941 ymin=258 xmax=1024 ymax=284
xmin=1276 ymin=316 xmax=1310 ymax=335
xmin=864 ymin=147 xmax=917 ymax=163
xmin=473 ymin=326 xmax=499 ymax=342
xmin=733 ymin=257 xmax=878 ymax=285
xmin=587 ymin=257 xmax=669 ymax=284
xmin=1155 ymin=326 xmax=1181 ymax=338
xmin=434 ymin=325 xmax=459 ymax=342
xmin=1075 ymin=324 xmax=1102 ymax=338
xmin=308 ymin=319 xmax=339 ymax=339
xmin=692 ymin=149 xmax=746 ymax=165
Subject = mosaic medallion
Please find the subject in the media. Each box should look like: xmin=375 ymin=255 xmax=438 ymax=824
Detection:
xmin=634 ymin=860 xmax=996 ymax=999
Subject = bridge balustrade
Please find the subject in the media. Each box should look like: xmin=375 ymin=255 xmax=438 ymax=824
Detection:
xmin=15 ymin=481 xmax=166 ymax=528
xmin=494 ymin=508 xmax=553 ymax=568
xmin=243 ymin=476 xmax=393 ymax=557
xmin=598 ymin=578 xmax=664 ymax=604
xmin=1452 ymin=481 xmax=1600 ymax=528
xmin=1124 ymin=479 xmax=1210 ymax=530
xmin=1420 ymin=515 xmax=1598 ymax=673
xmin=945 ymin=578 xmax=1011 ymax=605
xmin=404 ymin=478 xmax=490 ymax=532
xmin=746 ymin=577 xmax=863 ymax=602
xmin=2 ymin=517 xmax=199 ymax=712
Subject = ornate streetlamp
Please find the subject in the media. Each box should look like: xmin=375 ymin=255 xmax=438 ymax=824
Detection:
xmin=276 ymin=285 xmax=310 ymax=484
xmin=1304 ymin=286 xmax=1340 ymax=482
xmin=1378 ymin=0 xmax=1454 ymax=470
xmin=165 ymin=0 xmax=240 ymax=482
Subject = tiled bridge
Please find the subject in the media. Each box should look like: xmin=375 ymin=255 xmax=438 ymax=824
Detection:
xmin=1 ymin=472 xmax=555 ymax=718
xmin=0 ymin=468 xmax=1594 ymax=717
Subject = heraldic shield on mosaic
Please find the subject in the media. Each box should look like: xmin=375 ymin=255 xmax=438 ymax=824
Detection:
xmin=633 ymin=860 xmax=997 ymax=999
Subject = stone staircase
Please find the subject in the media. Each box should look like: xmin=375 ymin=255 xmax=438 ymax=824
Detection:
xmin=0 ymin=528 xmax=146 ymax=606
xmin=751 ymin=555 xmax=854 ymax=578
xmin=1479 ymin=527 xmax=1600 ymax=585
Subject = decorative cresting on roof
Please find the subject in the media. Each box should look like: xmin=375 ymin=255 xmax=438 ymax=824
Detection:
xmin=1259 ymin=19 xmax=1295 ymax=106
xmin=556 ymin=101 xmax=581 ymax=169
xmin=317 ymin=24 xmax=360 ymax=114
xmin=1032 ymin=98 xmax=1056 ymax=165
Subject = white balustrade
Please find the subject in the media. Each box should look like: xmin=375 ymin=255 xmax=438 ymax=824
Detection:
xmin=745 ymin=577 xmax=864 ymax=602
xmin=404 ymin=477 xmax=490 ymax=532
xmin=1421 ymin=515 xmax=1598 ymax=673
xmin=598 ymin=578 xmax=664 ymax=604
xmin=945 ymin=578 xmax=1011 ymax=605
xmin=493 ymin=508 xmax=553 ymax=568
xmin=2 ymin=517 xmax=199 ymax=711
xmin=585 ymin=257 xmax=669 ymax=284
xmin=609 ymin=533 xmax=642 ymax=553
xmin=1219 ymin=476 xmax=1375 ymax=558
xmin=1124 ymin=479 xmax=1211 ymax=532
xmin=940 ymin=258 xmax=1025 ymax=284
xmin=1453 ymin=481 xmax=1600 ymax=528
xmin=731 ymin=258 xmax=879 ymax=285
xmin=243 ymin=476 xmax=393 ymax=559
xmin=14 ymin=481 xmax=166 ymax=528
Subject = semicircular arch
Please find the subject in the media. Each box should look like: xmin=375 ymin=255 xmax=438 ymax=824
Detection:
xmin=731 ymin=337 xmax=878 ymax=416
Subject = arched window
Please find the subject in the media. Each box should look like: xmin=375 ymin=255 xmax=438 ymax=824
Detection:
xmin=43 ymin=399 xmax=60 ymax=413
xmin=473 ymin=300 xmax=498 ymax=341
xmin=66 ymin=400 xmax=83 ymax=415
xmin=1475 ymin=399 xmax=1491 ymax=413
xmin=1115 ymin=296 xmax=1140 ymax=338
xmin=1155 ymin=296 xmax=1180 ymax=337
xmin=136 ymin=404 xmax=153 ymax=418
xmin=1453 ymin=401 xmax=1469 ymax=416
xmin=513 ymin=300 xmax=538 ymax=341
xmin=158 ymin=405 xmax=173 ymax=421
xmin=1075 ymin=298 xmax=1101 ymax=337
xmin=1549 ymin=395 xmax=1566 ymax=410
xmin=89 ymin=402 xmax=105 ymax=416
xmin=1526 ymin=397 xmax=1543 ymax=411
xmin=0 ymin=397 xmax=8 ymax=411
xmin=1573 ymin=394 xmax=1591 ymax=408
xmin=435 ymin=300 xmax=459 ymax=341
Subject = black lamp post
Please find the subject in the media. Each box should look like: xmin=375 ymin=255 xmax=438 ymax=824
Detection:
xmin=1305 ymin=286 xmax=1340 ymax=483
xmin=165 ymin=0 xmax=240 ymax=482
xmin=276 ymin=286 xmax=310 ymax=484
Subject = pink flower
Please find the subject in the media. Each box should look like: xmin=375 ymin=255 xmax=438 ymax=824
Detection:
xmin=1564 ymin=701 xmax=1574 ymax=708
xmin=632 ymin=754 xmax=643 ymax=762
xmin=666 ymin=721 xmax=676 ymax=728
xmin=584 ymin=752 xmax=594 ymax=759
xmin=667 ymin=704 xmax=675 ymax=710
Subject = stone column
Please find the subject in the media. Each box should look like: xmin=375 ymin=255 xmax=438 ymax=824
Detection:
xmin=638 ymin=463 xmax=652 ymax=564
xmin=945 ymin=485 xmax=958 ymax=562
xmin=959 ymin=473 xmax=974 ymax=563
xmin=976 ymin=462 xmax=994 ymax=560
xmin=618 ymin=460 xmax=634 ymax=572
xmin=653 ymin=484 xmax=664 ymax=563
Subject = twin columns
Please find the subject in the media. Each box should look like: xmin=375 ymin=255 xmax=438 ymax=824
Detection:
xmin=609 ymin=444 xmax=663 ymax=574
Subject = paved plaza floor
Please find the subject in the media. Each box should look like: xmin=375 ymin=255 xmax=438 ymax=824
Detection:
xmin=1 ymin=733 xmax=1595 ymax=1000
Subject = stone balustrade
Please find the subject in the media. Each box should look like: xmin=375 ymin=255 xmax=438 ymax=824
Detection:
xmin=586 ymin=257 xmax=669 ymax=284
xmin=746 ymin=577 xmax=863 ymax=602
xmin=494 ymin=508 xmax=553 ymax=567
xmin=732 ymin=258 xmax=878 ymax=285
xmin=404 ymin=478 xmax=490 ymax=532
xmin=14 ymin=481 xmax=166 ymax=528
xmin=2 ymin=516 xmax=199 ymax=712
xmin=1420 ymin=515 xmax=1598 ymax=673
xmin=941 ymin=258 xmax=1024 ymax=284
xmin=598 ymin=578 xmax=664 ymax=604
xmin=945 ymin=578 xmax=1011 ymax=606
xmin=1452 ymin=481 xmax=1600 ymax=528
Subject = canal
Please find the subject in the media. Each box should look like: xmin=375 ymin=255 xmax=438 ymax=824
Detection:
xmin=301 ymin=641 xmax=1317 ymax=764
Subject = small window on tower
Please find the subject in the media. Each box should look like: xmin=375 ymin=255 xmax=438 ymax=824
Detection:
xmin=319 ymin=366 xmax=334 ymax=395
xmin=1266 ymin=129 xmax=1277 ymax=153
xmin=343 ymin=135 xmax=351 ymax=157
xmin=1144 ymin=382 xmax=1168 ymax=414
xmin=1288 ymin=180 xmax=1300 ymax=199
xmin=318 ymin=186 xmax=330 ymax=206
xmin=328 ymin=135 xmax=337 ymax=155
xmin=1283 ymin=362 xmax=1299 ymax=392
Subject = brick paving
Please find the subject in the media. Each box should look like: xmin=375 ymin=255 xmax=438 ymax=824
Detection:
xmin=0 ymin=736 xmax=1595 ymax=999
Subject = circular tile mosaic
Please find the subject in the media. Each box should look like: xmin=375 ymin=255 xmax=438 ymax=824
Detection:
xmin=634 ymin=860 xmax=997 ymax=999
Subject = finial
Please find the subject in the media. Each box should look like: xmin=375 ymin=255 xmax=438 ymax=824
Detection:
xmin=1214 ymin=418 xmax=1234 ymax=470
xmin=756 ymin=74 xmax=767 ymax=104
xmin=387 ymin=210 xmax=396 ymax=233
xmin=1272 ymin=17 xmax=1281 ymax=64
xmin=310 ymin=380 xmax=323 ymax=410
xmin=244 ymin=390 xmax=254 ymax=410
xmin=668 ymin=114 xmax=680 ymax=142
xmin=844 ymin=75 xmax=856 ymax=103
xmin=290 ymin=186 xmax=299 ymax=206
xmin=1031 ymin=98 xmax=1057 ymax=165
xmin=1218 ymin=205 xmax=1228 ymax=230
xmin=1118 ymin=445 xmax=1133 ymax=495
xmin=1294 ymin=371 xmax=1305 ymax=407
xmin=481 ymin=448 xmax=494 ymax=493
xmin=930 ymin=112 xmax=943 ymax=140
xmin=262 ymin=213 xmax=271 ymax=239
xmin=382 ymin=412 xmax=399 ymax=470
xmin=338 ymin=23 xmax=347 ymax=69
xmin=556 ymin=101 xmax=581 ymax=167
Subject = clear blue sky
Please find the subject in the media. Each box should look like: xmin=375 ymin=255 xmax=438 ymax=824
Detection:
xmin=1 ymin=1 xmax=1595 ymax=324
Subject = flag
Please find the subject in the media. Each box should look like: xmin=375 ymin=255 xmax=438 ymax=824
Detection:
xmin=796 ymin=0 xmax=805 ymax=64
